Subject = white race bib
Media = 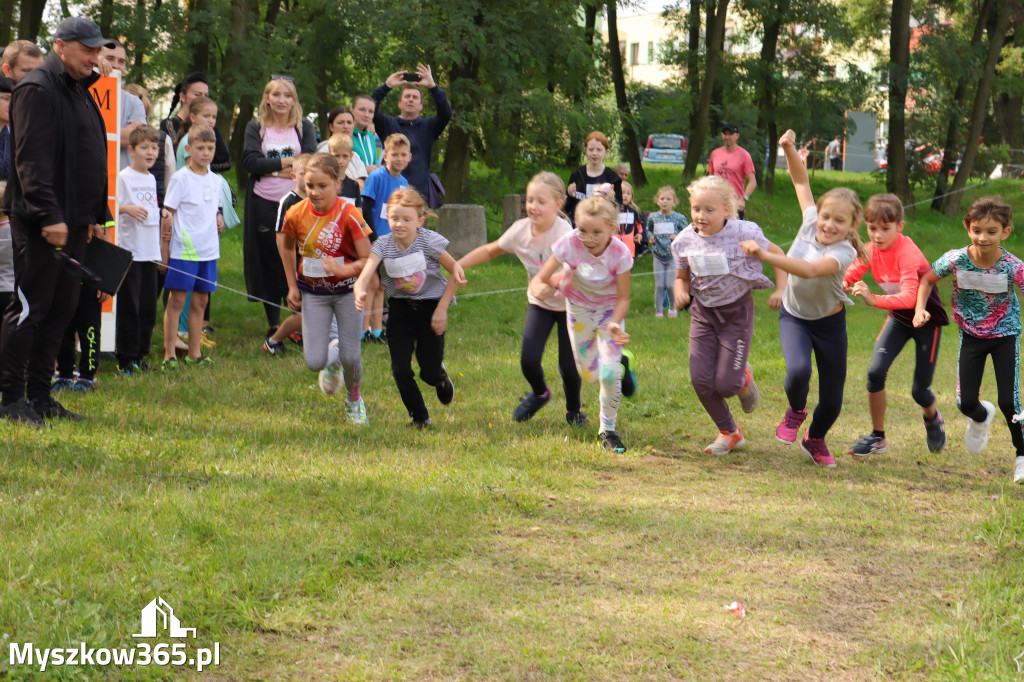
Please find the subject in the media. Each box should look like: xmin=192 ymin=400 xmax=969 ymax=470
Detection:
xmin=653 ymin=222 xmax=674 ymax=235
xmin=686 ymin=252 xmax=730 ymax=276
xmin=957 ymin=270 xmax=1008 ymax=294
xmin=618 ymin=212 xmax=634 ymax=225
xmin=585 ymin=183 xmax=598 ymax=198
xmin=302 ymin=257 xmax=327 ymax=278
xmin=384 ymin=251 xmax=427 ymax=279
xmin=379 ymin=201 xmax=388 ymax=220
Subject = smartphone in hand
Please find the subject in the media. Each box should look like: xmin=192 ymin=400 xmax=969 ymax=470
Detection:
xmin=402 ymin=72 xmax=422 ymax=82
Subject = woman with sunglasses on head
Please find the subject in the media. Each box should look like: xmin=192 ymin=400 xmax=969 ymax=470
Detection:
xmin=242 ymin=75 xmax=318 ymax=345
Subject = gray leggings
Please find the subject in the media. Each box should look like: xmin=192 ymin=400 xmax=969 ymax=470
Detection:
xmin=301 ymin=291 xmax=363 ymax=396
xmin=653 ymin=257 xmax=676 ymax=313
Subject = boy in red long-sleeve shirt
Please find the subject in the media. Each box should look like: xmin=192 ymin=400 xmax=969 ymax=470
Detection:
xmin=843 ymin=194 xmax=949 ymax=456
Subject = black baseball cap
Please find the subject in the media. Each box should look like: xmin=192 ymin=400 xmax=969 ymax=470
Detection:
xmin=54 ymin=17 xmax=116 ymax=49
xmin=722 ymin=123 xmax=739 ymax=134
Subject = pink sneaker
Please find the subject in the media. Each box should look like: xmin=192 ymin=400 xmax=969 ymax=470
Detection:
xmin=667 ymin=309 xmax=678 ymax=318
xmin=775 ymin=407 xmax=807 ymax=443
xmin=655 ymin=312 xmax=664 ymax=318
xmin=801 ymin=435 xmax=837 ymax=467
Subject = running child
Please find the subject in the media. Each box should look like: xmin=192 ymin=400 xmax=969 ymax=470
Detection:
xmin=914 ymin=196 xmax=1024 ymax=484
xmin=674 ymin=175 xmax=786 ymax=454
xmin=616 ymin=181 xmax=645 ymax=258
xmin=263 ymin=153 xmax=313 ymax=356
xmin=458 ymin=172 xmax=585 ymax=426
xmin=565 ymin=131 xmax=623 ymax=223
xmin=353 ymin=188 xmax=465 ymax=428
xmin=279 ymin=153 xmax=372 ymax=425
xmin=647 ymin=186 xmax=688 ymax=318
xmin=843 ymin=193 xmax=948 ymax=456
xmin=161 ymin=125 xmax=224 ymax=368
xmin=530 ymin=195 xmax=634 ymax=452
xmin=741 ymin=129 xmax=867 ymax=467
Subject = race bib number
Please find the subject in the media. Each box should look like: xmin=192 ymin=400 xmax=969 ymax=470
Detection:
xmin=653 ymin=222 xmax=674 ymax=235
xmin=384 ymin=251 xmax=427 ymax=279
xmin=686 ymin=252 xmax=730 ymax=276
xmin=301 ymin=257 xmax=327 ymax=278
xmin=957 ymin=270 xmax=1008 ymax=294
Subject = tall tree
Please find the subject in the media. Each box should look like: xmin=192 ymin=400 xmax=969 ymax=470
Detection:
xmin=886 ymin=0 xmax=912 ymax=203
xmin=749 ymin=0 xmax=788 ymax=196
xmin=683 ymin=0 xmax=730 ymax=179
xmin=606 ymin=1 xmax=647 ymax=186
xmin=944 ymin=0 xmax=1017 ymax=216
xmin=17 ymin=0 xmax=46 ymax=41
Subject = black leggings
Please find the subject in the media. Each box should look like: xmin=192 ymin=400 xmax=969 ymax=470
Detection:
xmin=866 ymin=316 xmax=941 ymax=407
xmin=387 ymin=297 xmax=446 ymax=422
xmin=58 ymin=285 xmax=103 ymax=381
xmin=957 ymin=331 xmax=1023 ymax=456
xmin=521 ymin=304 xmax=581 ymax=412
xmin=779 ymin=305 xmax=847 ymax=440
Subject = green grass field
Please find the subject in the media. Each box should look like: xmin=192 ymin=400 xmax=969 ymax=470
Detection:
xmin=1 ymin=166 xmax=1024 ymax=680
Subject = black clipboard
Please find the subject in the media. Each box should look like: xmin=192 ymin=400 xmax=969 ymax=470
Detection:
xmin=82 ymin=238 xmax=133 ymax=296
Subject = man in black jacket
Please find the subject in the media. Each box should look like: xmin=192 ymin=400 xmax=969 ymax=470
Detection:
xmin=0 ymin=16 xmax=114 ymax=425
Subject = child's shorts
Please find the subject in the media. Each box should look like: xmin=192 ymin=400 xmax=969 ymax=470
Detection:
xmin=164 ymin=258 xmax=218 ymax=293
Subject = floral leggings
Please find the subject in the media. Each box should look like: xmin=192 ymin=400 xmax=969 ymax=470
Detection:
xmin=566 ymin=301 xmax=623 ymax=432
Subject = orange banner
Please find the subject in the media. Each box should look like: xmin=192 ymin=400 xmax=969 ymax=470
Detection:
xmin=89 ymin=74 xmax=121 ymax=336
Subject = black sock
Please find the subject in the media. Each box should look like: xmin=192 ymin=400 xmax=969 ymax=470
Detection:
xmin=872 ymin=429 xmax=885 ymax=439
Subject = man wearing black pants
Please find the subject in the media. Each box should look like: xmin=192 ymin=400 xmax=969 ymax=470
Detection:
xmin=0 ymin=17 xmax=114 ymax=425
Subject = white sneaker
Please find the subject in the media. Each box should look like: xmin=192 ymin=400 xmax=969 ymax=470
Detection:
xmin=1014 ymin=456 xmax=1024 ymax=484
xmin=964 ymin=400 xmax=996 ymax=454
xmin=346 ymin=397 xmax=368 ymax=426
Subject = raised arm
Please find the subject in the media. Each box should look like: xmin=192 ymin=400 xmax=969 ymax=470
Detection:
xmin=780 ymin=129 xmax=814 ymax=213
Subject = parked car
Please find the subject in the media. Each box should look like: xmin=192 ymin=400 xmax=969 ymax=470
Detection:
xmin=643 ymin=133 xmax=687 ymax=164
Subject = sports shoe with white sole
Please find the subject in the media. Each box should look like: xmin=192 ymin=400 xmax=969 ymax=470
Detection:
xmin=737 ymin=363 xmax=759 ymax=413
xmin=1014 ymin=456 xmax=1024 ymax=484
xmin=965 ymin=400 xmax=996 ymax=454
xmin=705 ymin=428 xmax=745 ymax=455
xmin=345 ymin=397 xmax=368 ymax=426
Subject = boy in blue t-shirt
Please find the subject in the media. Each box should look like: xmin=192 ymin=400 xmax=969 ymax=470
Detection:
xmin=359 ymin=133 xmax=411 ymax=342
xmin=361 ymin=133 xmax=411 ymax=238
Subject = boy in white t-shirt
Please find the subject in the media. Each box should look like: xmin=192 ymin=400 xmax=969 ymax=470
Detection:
xmin=115 ymin=124 xmax=162 ymax=374
xmin=161 ymin=124 xmax=224 ymax=368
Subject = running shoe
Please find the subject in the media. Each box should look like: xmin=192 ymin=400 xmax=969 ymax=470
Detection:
xmin=513 ymin=388 xmax=550 ymax=422
xmin=565 ymin=410 xmax=589 ymax=428
xmin=0 ymin=398 xmax=43 ymax=426
xmin=621 ymin=349 xmax=637 ymax=398
xmin=599 ymin=430 xmax=626 ymax=453
xmin=1015 ymin=456 xmax=1024 ymax=484
xmin=32 ymin=396 xmax=84 ymax=422
xmin=801 ymin=436 xmax=837 ymax=468
xmin=924 ymin=410 xmax=946 ymax=453
xmin=705 ymin=428 xmax=745 ymax=455
xmin=184 ymin=355 xmax=214 ymax=367
xmin=345 ymin=397 xmax=368 ymax=426
xmin=436 ymin=365 xmax=454 ymax=405
xmin=848 ymin=433 xmax=886 ymax=457
xmin=263 ymin=337 xmax=286 ymax=357
xmin=965 ymin=400 xmax=996 ymax=454
xmin=737 ymin=363 xmax=759 ymax=413
xmin=775 ymin=407 xmax=807 ymax=444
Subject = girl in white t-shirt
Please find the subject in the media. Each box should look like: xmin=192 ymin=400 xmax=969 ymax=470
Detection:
xmin=458 ymin=172 xmax=584 ymax=426
xmin=531 ymin=195 xmax=633 ymax=453
xmin=741 ymin=129 xmax=868 ymax=468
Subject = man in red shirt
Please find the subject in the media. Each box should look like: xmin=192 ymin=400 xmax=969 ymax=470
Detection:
xmin=708 ymin=123 xmax=756 ymax=220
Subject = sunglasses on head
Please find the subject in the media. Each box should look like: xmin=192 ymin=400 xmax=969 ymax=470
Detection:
xmin=271 ymin=74 xmax=294 ymax=82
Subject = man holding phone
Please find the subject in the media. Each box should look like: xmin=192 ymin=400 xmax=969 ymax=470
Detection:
xmin=371 ymin=63 xmax=452 ymax=205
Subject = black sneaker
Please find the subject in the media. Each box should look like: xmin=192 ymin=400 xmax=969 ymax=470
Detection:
xmin=599 ymin=430 xmax=626 ymax=453
xmin=620 ymin=350 xmax=637 ymax=398
xmin=31 ymin=396 xmax=84 ymax=422
xmin=408 ymin=418 xmax=432 ymax=429
xmin=925 ymin=410 xmax=946 ymax=453
xmin=513 ymin=389 xmax=550 ymax=422
xmin=435 ymin=365 xmax=454 ymax=405
xmin=0 ymin=398 xmax=43 ymax=426
xmin=263 ymin=337 xmax=286 ymax=356
xmin=848 ymin=433 xmax=886 ymax=457
xmin=566 ymin=410 xmax=589 ymax=428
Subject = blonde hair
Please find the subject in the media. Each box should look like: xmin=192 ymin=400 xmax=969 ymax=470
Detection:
xmin=621 ymin=181 xmax=640 ymax=212
xmin=257 ymin=78 xmax=303 ymax=130
xmin=527 ymin=171 xmax=565 ymax=201
xmin=291 ymin=153 xmax=314 ymax=175
xmin=328 ymin=133 xmax=353 ymax=154
xmin=187 ymin=124 xmax=216 ymax=145
xmin=574 ymin=195 xmax=618 ymax=233
xmin=304 ymin=152 xmax=341 ymax=180
xmin=655 ymin=185 xmax=679 ymax=209
xmin=819 ymin=187 xmax=868 ymax=264
xmin=123 ymin=83 xmax=151 ymax=119
xmin=384 ymin=133 xmax=410 ymax=151
xmin=687 ymin=175 xmax=738 ymax=220
xmin=387 ymin=187 xmax=432 ymax=219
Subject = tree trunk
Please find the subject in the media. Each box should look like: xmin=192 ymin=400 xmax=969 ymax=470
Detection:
xmin=565 ymin=3 xmax=598 ymax=167
xmin=994 ymin=12 xmax=1023 ymax=155
xmin=0 ymin=0 xmax=15 ymax=45
xmin=99 ymin=0 xmax=115 ymax=38
xmin=683 ymin=0 xmax=729 ymax=180
xmin=944 ymin=0 xmax=1016 ymax=216
xmin=186 ymin=0 xmax=210 ymax=75
xmin=931 ymin=0 xmax=993 ymax=212
xmin=685 ymin=0 xmax=700 ymax=98
xmin=441 ymin=56 xmax=481 ymax=204
xmin=885 ymin=0 xmax=912 ymax=204
xmin=606 ymin=1 xmax=647 ymax=187
xmin=753 ymin=0 xmax=785 ymax=196
xmin=17 ymin=0 xmax=47 ymax=41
